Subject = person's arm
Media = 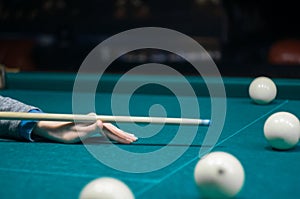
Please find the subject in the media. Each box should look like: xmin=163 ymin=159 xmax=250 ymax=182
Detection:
xmin=0 ymin=95 xmax=39 ymax=140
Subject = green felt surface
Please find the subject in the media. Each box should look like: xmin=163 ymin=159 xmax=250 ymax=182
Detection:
xmin=0 ymin=72 xmax=300 ymax=199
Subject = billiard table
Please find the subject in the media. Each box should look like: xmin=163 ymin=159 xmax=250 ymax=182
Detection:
xmin=0 ymin=72 xmax=300 ymax=199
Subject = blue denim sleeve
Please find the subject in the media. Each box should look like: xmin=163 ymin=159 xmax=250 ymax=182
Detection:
xmin=18 ymin=109 xmax=43 ymax=141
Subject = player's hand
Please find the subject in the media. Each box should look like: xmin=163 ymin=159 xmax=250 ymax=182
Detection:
xmin=32 ymin=114 xmax=138 ymax=144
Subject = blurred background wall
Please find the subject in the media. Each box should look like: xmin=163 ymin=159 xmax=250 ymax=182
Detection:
xmin=0 ymin=0 xmax=299 ymax=77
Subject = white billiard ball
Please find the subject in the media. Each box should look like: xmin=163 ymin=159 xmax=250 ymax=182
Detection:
xmin=194 ymin=152 xmax=245 ymax=199
xmin=264 ymin=112 xmax=300 ymax=150
xmin=249 ymin=76 xmax=277 ymax=104
xmin=79 ymin=177 xmax=135 ymax=199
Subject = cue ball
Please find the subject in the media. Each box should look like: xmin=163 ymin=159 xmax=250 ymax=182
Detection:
xmin=264 ymin=112 xmax=300 ymax=150
xmin=79 ymin=177 xmax=135 ymax=199
xmin=249 ymin=76 xmax=277 ymax=104
xmin=194 ymin=152 xmax=245 ymax=199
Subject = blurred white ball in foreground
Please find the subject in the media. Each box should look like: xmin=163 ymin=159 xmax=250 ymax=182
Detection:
xmin=194 ymin=152 xmax=245 ymax=199
xmin=79 ymin=177 xmax=134 ymax=199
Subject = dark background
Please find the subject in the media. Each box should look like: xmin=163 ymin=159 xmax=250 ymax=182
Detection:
xmin=0 ymin=0 xmax=299 ymax=77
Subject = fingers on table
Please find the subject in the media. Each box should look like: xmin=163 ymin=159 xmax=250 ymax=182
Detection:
xmin=102 ymin=123 xmax=138 ymax=144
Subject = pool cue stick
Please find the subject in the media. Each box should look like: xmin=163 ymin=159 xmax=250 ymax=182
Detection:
xmin=0 ymin=112 xmax=211 ymax=126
